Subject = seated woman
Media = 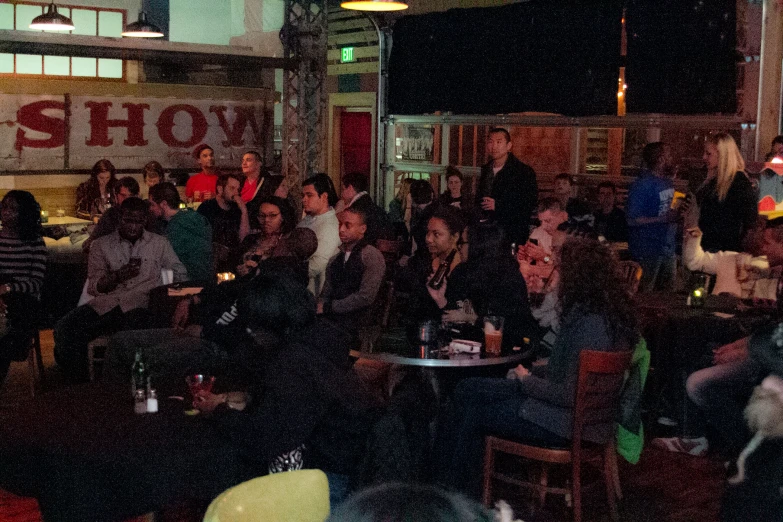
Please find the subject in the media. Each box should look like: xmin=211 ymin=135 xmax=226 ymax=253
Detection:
xmin=192 ymin=271 xmax=375 ymax=485
xmin=142 ymin=160 xmax=164 ymax=196
xmin=437 ymin=237 xmax=637 ymax=498
xmin=443 ymin=223 xmax=535 ymax=351
xmin=0 ymin=191 xmax=47 ymax=387
xmin=236 ymin=196 xmax=298 ymax=277
xmin=76 ymin=159 xmax=117 ymax=221
xmin=399 ymin=206 xmax=463 ymax=339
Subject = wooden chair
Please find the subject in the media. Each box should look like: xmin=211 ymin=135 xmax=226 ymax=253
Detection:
xmin=15 ymin=330 xmax=45 ymax=397
xmin=482 ymin=349 xmax=633 ymax=522
xmin=375 ymin=239 xmax=404 ymax=279
xmin=87 ymin=335 xmax=110 ymax=382
xmin=618 ymin=260 xmax=642 ymax=295
xmin=359 ymin=280 xmax=395 ymax=352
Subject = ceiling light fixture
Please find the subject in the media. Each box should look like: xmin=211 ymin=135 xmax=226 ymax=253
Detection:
xmin=341 ymin=0 xmax=409 ymax=12
xmin=29 ymin=2 xmax=75 ymax=31
xmin=122 ymin=12 xmax=164 ymax=38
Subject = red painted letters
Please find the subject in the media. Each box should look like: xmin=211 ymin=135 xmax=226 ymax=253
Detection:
xmin=156 ymin=104 xmax=209 ymax=148
xmin=14 ymin=100 xmax=66 ymax=151
xmin=84 ymin=102 xmax=149 ymax=147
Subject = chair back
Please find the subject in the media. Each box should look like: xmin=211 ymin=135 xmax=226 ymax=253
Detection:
xmin=617 ymin=261 xmax=642 ymax=295
xmin=203 ymin=469 xmax=330 ymax=522
xmin=571 ymin=350 xmax=633 ymax=448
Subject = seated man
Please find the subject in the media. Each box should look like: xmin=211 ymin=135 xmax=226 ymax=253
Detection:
xmin=54 ymin=198 xmax=187 ymax=381
xmin=318 ymin=207 xmax=386 ymax=339
xmin=297 ymin=174 xmax=340 ymax=295
xmin=337 ymin=172 xmax=390 ymax=244
xmin=83 ymin=176 xmax=159 ymax=252
xmin=197 ymin=173 xmax=250 ymax=271
xmin=149 ymin=182 xmax=213 ymax=282
xmin=524 ymin=197 xmax=568 ymax=267
xmin=593 ymin=181 xmax=628 ymax=242
xmin=552 ymin=173 xmax=593 ymax=229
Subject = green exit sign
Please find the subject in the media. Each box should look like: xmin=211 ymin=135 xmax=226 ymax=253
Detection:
xmin=341 ymin=47 xmax=356 ymax=63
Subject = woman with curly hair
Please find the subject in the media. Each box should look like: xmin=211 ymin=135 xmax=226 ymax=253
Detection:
xmin=76 ymin=159 xmax=117 ymax=220
xmin=437 ymin=237 xmax=637 ymax=498
xmin=0 ymin=190 xmax=47 ymax=387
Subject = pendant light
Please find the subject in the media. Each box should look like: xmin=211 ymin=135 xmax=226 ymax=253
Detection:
xmin=29 ymin=2 xmax=75 ymax=31
xmin=122 ymin=12 xmax=164 ymax=38
xmin=341 ymin=0 xmax=409 ymax=11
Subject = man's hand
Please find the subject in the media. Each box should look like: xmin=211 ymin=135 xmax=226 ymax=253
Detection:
xmin=513 ymin=364 xmax=531 ymax=379
xmin=172 ymin=298 xmax=191 ymax=329
xmin=442 ymin=308 xmax=476 ymax=324
xmin=193 ymin=391 xmax=226 ymax=414
xmin=524 ymin=241 xmax=548 ymax=262
xmin=685 ymin=227 xmax=702 ymax=239
xmin=481 ymin=197 xmax=496 ymax=211
xmin=316 ymin=301 xmax=324 ymax=315
xmin=115 ymin=263 xmax=140 ymax=283
xmin=232 ymin=193 xmax=247 ymax=213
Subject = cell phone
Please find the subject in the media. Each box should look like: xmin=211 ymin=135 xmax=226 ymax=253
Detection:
xmin=528 ymin=238 xmax=539 ymax=246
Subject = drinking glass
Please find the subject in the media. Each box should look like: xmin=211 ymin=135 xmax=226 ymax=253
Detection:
xmin=185 ymin=374 xmax=215 ymax=408
xmin=484 ymin=315 xmax=505 ymax=356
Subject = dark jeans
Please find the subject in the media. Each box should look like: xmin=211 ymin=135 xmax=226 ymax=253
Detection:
xmin=684 ymin=357 xmax=761 ymax=454
xmin=54 ymin=305 xmax=157 ymax=382
xmin=637 ymin=255 xmax=676 ymax=293
xmin=437 ymin=377 xmax=567 ymax=499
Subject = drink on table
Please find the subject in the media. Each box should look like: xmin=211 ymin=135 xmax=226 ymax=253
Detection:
xmin=484 ymin=315 xmax=504 ymax=356
xmin=131 ymin=347 xmax=146 ymax=397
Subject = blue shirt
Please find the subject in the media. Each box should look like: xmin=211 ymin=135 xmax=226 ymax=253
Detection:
xmin=626 ymin=170 xmax=676 ymax=260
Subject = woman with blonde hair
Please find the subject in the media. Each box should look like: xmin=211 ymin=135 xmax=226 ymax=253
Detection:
xmin=697 ymin=132 xmax=758 ymax=252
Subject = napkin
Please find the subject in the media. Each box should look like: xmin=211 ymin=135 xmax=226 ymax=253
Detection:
xmin=449 ymin=339 xmax=482 ymax=354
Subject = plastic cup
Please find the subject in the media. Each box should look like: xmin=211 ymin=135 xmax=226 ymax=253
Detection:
xmin=484 ymin=315 xmax=504 ymax=356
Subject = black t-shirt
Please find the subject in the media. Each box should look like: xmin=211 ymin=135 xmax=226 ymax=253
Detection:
xmin=197 ymin=199 xmax=241 ymax=249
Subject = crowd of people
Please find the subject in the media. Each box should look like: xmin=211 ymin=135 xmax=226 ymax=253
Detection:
xmin=0 ymin=129 xmax=781 ymax=519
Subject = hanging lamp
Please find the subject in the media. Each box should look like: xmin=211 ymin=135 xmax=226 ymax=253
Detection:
xmin=341 ymin=0 xmax=408 ymax=11
xmin=29 ymin=2 xmax=75 ymax=31
xmin=122 ymin=12 xmax=164 ymax=38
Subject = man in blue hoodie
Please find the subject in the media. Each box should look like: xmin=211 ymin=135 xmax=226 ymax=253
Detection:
xmin=626 ymin=142 xmax=679 ymax=292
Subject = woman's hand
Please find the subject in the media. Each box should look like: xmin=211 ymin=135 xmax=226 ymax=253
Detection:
xmin=513 ymin=365 xmax=531 ymax=380
xmin=171 ymin=298 xmax=191 ymax=329
xmin=426 ymin=274 xmax=448 ymax=309
xmin=442 ymin=308 xmax=476 ymax=324
xmin=193 ymin=391 xmax=226 ymax=413
xmin=685 ymin=227 xmax=702 ymax=239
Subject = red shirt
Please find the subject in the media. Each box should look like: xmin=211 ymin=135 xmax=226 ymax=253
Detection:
xmin=241 ymin=177 xmax=259 ymax=202
xmin=185 ymin=171 xmax=218 ymax=199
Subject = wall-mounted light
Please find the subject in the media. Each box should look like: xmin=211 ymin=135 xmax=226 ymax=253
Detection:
xmin=341 ymin=0 xmax=409 ymax=11
xmin=122 ymin=12 xmax=164 ymax=38
xmin=29 ymin=2 xmax=75 ymax=31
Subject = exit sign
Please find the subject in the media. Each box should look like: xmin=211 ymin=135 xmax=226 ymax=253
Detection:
xmin=341 ymin=47 xmax=356 ymax=63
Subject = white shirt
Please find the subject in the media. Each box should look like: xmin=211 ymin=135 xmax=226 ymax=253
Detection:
xmin=298 ymin=208 xmax=340 ymax=295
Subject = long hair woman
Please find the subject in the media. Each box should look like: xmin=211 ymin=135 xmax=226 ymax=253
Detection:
xmin=0 ymin=191 xmax=47 ymax=387
xmin=697 ymin=133 xmax=758 ymax=252
xmin=76 ymin=159 xmax=117 ymax=220
xmin=437 ymin=237 xmax=637 ymax=498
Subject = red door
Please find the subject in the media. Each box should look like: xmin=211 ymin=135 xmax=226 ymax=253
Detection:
xmin=340 ymin=111 xmax=372 ymax=180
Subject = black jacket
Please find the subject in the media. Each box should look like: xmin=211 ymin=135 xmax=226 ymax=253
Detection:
xmin=697 ymin=173 xmax=758 ymax=253
xmin=475 ymin=153 xmax=538 ymax=244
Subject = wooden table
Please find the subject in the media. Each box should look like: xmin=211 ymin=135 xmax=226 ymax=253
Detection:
xmin=41 ymin=216 xmax=91 ymax=227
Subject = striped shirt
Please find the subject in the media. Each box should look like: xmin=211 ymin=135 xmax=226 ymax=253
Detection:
xmin=0 ymin=236 xmax=47 ymax=298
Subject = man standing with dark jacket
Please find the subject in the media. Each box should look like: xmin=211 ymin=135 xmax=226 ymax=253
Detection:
xmin=475 ymin=128 xmax=538 ymax=245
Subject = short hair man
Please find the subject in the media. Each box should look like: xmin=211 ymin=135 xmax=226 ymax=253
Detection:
xmin=338 ymin=172 xmax=389 ymax=243
xmin=593 ymin=181 xmax=628 ymax=242
xmin=53 ymin=198 xmax=187 ymax=381
xmin=186 ymin=144 xmax=218 ymax=201
xmin=149 ymin=182 xmax=213 ymax=282
xmin=84 ymin=176 xmax=159 ymax=251
xmin=626 ymin=142 xmax=679 ymax=292
xmin=553 ymin=173 xmax=593 ymax=227
xmin=475 ymin=128 xmax=538 ymax=244
xmin=526 ymin=198 xmax=568 ymax=264
xmin=318 ymin=207 xmax=386 ymax=339
xmin=297 ymin=174 xmax=340 ymax=295
xmin=765 ymin=135 xmax=783 ymax=161
xmin=197 ymin=174 xmax=250 ymax=270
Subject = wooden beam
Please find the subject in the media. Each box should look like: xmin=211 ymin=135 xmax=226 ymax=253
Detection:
xmin=755 ymin=0 xmax=783 ymax=161
xmin=330 ymin=18 xmax=372 ymax=31
xmin=328 ymin=62 xmax=379 ymax=75
xmin=328 ymin=33 xmax=378 ymax=46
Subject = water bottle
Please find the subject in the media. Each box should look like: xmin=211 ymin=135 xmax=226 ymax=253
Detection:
xmin=131 ymin=347 xmax=146 ymax=397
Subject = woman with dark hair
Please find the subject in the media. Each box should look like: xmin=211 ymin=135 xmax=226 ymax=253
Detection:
xmin=401 ymin=206 xmax=464 ymax=335
xmin=76 ymin=159 xmax=117 ymax=220
xmin=0 ymin=190 xmax=47 ymax=387
xmin=142 ymin=161 xmax=164 ymax=190
xmin=438 ymin=166 xmax=470 ymax=211
xmin=444 ymin=223 xmax=535 ymax=350
xmin=236 ymin=197 xmax=300 ymax=277
xmin=192 ymin=270 xmax=374 ymax=487
xmin=438 ymin=237 xmax=637 ymax=497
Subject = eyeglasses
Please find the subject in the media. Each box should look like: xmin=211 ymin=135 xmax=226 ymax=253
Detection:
xmin=258 ymin=213 xmax=281 ymax=220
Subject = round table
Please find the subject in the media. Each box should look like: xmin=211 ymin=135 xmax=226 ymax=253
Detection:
xmin=350 ymin=348 xmax=524 ymax=368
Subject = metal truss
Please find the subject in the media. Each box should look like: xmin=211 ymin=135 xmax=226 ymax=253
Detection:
xmin=281 ymin=0 xmax=328 ymax=197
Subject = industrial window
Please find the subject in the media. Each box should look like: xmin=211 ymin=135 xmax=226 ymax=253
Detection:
xmin=0 ymin=2 xmax=126 ymax=80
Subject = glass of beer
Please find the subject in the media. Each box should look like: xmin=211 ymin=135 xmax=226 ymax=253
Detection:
xmin=484 ymin=315 xmax=504 ymax=357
